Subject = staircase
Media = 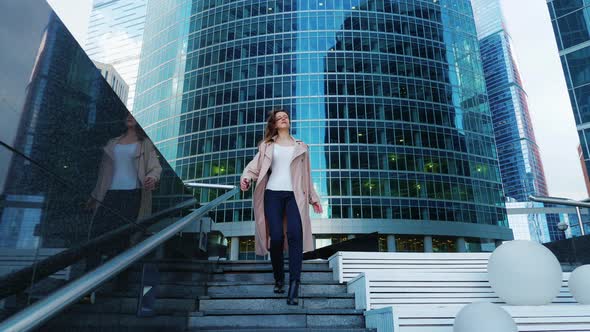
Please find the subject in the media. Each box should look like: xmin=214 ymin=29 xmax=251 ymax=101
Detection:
xmin=39 ymin=259 xmax=375 ymax=332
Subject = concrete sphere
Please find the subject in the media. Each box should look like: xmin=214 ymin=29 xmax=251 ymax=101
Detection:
xmin=487 ymin=240 xmax=562 ymax=305
xmin=569 ymin=265 xmax=590 ymax=304
xmin=454 ymin=302 xmax=517 ymax=332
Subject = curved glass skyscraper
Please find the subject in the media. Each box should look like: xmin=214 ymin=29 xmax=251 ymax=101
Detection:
xmin=134 ymin=0 xmax=511 ymax=255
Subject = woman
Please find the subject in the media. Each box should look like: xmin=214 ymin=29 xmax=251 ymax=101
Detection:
xmin=240 ymin=108 xmax=322 ymax=305
xmin=86 ymin=112 xmax=162 ymax=271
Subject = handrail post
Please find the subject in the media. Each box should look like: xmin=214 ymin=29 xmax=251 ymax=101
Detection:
xmin=576 ymin=206 xmax=586 ymax=236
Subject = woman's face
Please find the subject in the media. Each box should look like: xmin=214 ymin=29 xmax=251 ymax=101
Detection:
xmin=126 ymin=113 xmax=137 ymax=128
xmin=275 ymin=111 xmax=290 ymax=129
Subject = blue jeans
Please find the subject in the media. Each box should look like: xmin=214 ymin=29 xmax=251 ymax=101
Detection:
xmin=264 ymin=190 xmax=303 ymax=282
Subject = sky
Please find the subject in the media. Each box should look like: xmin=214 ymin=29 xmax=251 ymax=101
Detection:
xmin=500 ymin=0 xmax=586 ymax=199
xmin=46 ymin=0 xmax=588 ymax=200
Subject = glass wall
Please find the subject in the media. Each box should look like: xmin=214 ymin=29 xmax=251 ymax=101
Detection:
xmin=0 ymin=0 xmax=195 ymax=313
xmin=432 ymin=236 xmax=457 ymax=252
xmin=550 ymin=0 xmax=590 ymax=190
xmin=395 ymin=235 xmax=425 ymax=252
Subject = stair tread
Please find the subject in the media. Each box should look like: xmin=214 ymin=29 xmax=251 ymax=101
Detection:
xmin=189 ymin=329 xmax=375 ymax=332
xmin=193 ymin=308 xmax=365 ymax=316
xmin=217 ymin=267 xmax=332 ymax=272
xmin=216 ymin=260 xmax=328 ymax=264
xmin=38 ymin=254 xmax=365 ymax=332
xmin=207 ymin=280 xmax=341 ymax=286
xmin=200 ymin=293 xmax=353 ymax=299
xmin=211 ymin=268 xmax=332 ymax=276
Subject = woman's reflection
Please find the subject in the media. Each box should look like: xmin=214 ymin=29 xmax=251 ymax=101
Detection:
xmin=85 ymin=112 xmax=162 ymax=274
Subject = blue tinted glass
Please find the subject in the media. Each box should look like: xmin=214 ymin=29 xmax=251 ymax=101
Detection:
xmin=0 ymin=0 xmax=194 ymax=304
xmin=552 ymin=19 xmax=564 ymax=50
xmin=557 ymin=7 xmax=590 ymax=49
xmin=575 ymin=83 xmax=590 ymax=123
xmin=552 ymin=0 xmax=587 ymax=18
xmin=565 ymin=45 xmax=590 ymax=87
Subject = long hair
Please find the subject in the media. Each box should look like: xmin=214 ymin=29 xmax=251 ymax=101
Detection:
xmin=125 ymin=111 xmax=147 ymax=141
xmin=261 ymin=108 xmax=290 ymax=144
xmin=134 ymin=123 xmax=148 ymax=141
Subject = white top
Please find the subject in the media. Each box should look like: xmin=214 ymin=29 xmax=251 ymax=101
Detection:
xmin=110 ymin=143 xmax=140 ymax=190
xmin=266 ymin=144 xmax=295 ymax=191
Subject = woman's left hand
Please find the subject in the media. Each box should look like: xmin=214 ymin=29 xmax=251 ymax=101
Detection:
xmin=144 ymin=176 xmax=157 ymax=190
xmin=312 ymin=202 xmax=323 ymax=214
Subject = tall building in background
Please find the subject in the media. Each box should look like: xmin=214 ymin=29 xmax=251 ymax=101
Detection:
xmin=579 ymin=144 xmax=590 ymax=196
xmin=505 ymin=201 xmax=552 ymax=243
xmin=84 ymin=0 xmax=146 ymax=109
xmin=472 ymin=0 xmax=548 ymax=202
xmin=135 ymin=0 xmax=512 ymax=258
xmin=0 ymin=11 xmax=115 ymax=248
xmin=93 ymin=61 xmax=129 ymax=103
xmin=549 ymin=0 xmax=590 ymax=199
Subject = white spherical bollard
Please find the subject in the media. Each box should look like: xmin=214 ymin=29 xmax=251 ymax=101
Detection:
xmin=454 ymin=302 xmax=517 ymax=332
xmin=569 ymin=265 xmax=590 ymax=304
xmin=487 ymin=240 xmax=562 ymax=305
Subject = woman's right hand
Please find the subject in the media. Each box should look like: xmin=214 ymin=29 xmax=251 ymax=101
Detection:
xmin=240 ymin=177 xmax=251 ymax=191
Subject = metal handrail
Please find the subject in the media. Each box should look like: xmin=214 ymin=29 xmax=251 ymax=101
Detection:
xmin=0 ymin=184 xmax=239 ymax=332
xmin=184 ymin=181 xmax=236 ymax=190
xmin=529 ymin=195 xmax=590 ymax=209
xmin=529 ymin=195 xmax=587 ymax=236
xmin=0 ymin=197 xmax=197 ymax=299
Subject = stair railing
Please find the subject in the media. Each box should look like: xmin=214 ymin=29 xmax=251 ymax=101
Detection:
xmin=0 ymin=183 xmax=238 ymax=332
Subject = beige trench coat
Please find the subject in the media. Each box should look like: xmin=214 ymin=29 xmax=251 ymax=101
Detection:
xmin=90 ymin=135 xmax=162 ymax=220
xmin=241 ymin=137 xmax=320 ymax=256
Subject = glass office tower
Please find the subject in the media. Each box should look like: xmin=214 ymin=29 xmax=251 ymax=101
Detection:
xmin=472 ymin=0 xmax=548 ymax=202
xmin=134 ymin=0 xmax=512 ymax=255
xmin=548 ymin=0 xmax=590 ymax=198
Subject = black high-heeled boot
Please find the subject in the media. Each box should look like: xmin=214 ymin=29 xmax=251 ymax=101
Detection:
xmin=286 ymin=279 xmax=300 ymax=305
xmin=274 ymin=280 xmax=285 ymax=294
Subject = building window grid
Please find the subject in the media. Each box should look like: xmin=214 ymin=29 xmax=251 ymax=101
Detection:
xmin=136 ymin=0 xmax=506 ymax=227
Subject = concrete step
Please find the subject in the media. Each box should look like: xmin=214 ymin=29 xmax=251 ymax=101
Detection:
xmin=215 ymin=259 xmax=328 ymax=267
xmin=41 ymin=313 xmax=186 ymax=332
xmin=66 ymin=297 xmax=196 ymax=314
xmin=189 ymin=309 xmax=365 ymax=329
xmin=189 ymin=329 xmax=376 ymax=332
xmin=97 ymin=282 xmax=206 ymax=299
xmin=210 ymin=271 xmax=334 ymax=283
xmin=217 ymin=261 xmax=331 ymax=271
xmin=198 ymin=296 xmax=355 ymax=311
xmin=126 ymin=260 xmax=215 ymax=272
xmin=217 ymin=263 xmax=331 ymax=272
xmin=207 ymin=282 xmax=346 ymax=296
xmin=126 ymin=271 xmax=209 ymax=284
xmin=200 ymin=293 xmax=354 ymax=299
xmin=141 ymin=260 xmax=329 ymax=272
xmin=129 ymin=269 xmax=332 ymax=284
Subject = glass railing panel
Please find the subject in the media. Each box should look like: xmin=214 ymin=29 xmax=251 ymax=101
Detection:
xmin=0 ymin=0 xmax=201 ymax=319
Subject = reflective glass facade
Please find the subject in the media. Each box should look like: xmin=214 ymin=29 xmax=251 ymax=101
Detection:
xmin=94 ymin=61 xmax=130 ymax=102
xmin=85 ymin=0 xmax=147 ymax=109
xmin=135 ymin=0 xmax=510 ymax=249
xmin=0 ymin=0 xmax=194 ymax=304
xmin=472 ymin=0 xmax=548 ymax=202
xmin=506 ymin=201 xmax=552 ymax=243
xmin=549 ymin=0 xmax=590 ymax=192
